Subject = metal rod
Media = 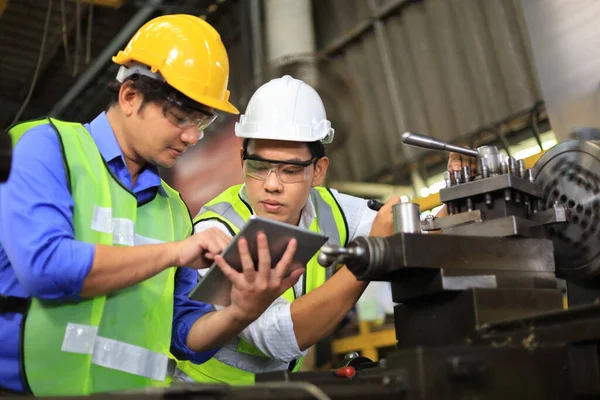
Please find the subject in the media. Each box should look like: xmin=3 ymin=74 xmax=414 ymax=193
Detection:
xmin=401 ymin=132 xmax=479 ymax=158
xmin=249 ymin=0 xmax=264 ymax=89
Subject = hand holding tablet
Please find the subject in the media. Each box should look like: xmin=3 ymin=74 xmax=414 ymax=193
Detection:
xmin=188 ymin=216 xmax=328 ymax=307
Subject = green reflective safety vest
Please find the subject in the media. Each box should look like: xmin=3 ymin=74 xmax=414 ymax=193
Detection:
xmin=8 ymin=118 xmax=192 ymax=396
xmin=177 ymin=184 xmax=348 ymax=385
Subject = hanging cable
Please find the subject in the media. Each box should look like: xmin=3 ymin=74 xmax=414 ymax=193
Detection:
xmin=59 ymin=0 xmax=72 ymax=72
xmin=10 ymin=0 xmax=53 ymax=126
xmin=85 ymin=0 xmax=94 ymax=64
xmin=73 ymin=0 xmax=81 ymax=76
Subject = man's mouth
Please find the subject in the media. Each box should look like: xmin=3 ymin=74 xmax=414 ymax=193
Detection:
xmin=261 ymin=200 xmax=283 ymax=212
xmin=168 ymin=148 xmax=185 ymax=157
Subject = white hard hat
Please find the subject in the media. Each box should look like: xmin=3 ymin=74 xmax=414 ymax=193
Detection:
xmin=235 ymin=75 xmax=335 ymax=144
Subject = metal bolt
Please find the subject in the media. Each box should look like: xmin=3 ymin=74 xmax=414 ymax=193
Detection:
xmin=462 ymin=166 xmax=474 ymax=211
xmin=443 ymin=171 xmax=455 ymax=215
xmin=508 ymin=157 xmax=517 ymax=175
xmin=501 ymin=161 xmax=511 ymax=201
xmin=481 ymin=163 xmax=490 ymax=179
xmin=453 ymin=170 xmax=463 ymax=185
xmin=485 ymin=193 xmax=493 ymax=206
xmin=526 ymin=169 xmax=535 ymax=183
xmin=444 ymin=171 xmax=453 ymax=188
xmin=462 ymin=166 xmax=471 ymax=181
xmin=480 ymin=159 xmax=493 ymax=205
xmin=517 ymin=159 xmax=526 ymax=178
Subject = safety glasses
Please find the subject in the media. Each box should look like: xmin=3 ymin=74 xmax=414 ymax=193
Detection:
xmin=162 ymin=97 xmax=218 ymax=132
xmin=243 ymin=153 xmax=316 ymax=184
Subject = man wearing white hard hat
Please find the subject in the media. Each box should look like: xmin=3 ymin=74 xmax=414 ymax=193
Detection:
xmin=175 ymin=75 xmax=399 ymax=384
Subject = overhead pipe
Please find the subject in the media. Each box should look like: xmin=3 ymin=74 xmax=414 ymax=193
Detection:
xmin=264 ymin=0 xmax=316 ymax=83
xmin=249 ymin=0 xmax=264 ymax=90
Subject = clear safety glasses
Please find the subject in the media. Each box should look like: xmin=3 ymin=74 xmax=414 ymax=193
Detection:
xmin=162 ymin=98 xmax=218 ymax=133
xmin=243 ymin=154 xmax=316 ymax=184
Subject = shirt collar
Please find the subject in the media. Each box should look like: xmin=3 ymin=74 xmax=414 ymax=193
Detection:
xmin=85 ymin=112 xmax=167 ymax=196
xmin=87 ymin=112 xmax=122 ymax=163
xmin=238 ymin=184 xmax=316 ymax=229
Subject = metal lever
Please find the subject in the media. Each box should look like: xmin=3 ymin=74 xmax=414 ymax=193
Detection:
xmin=401 ymin=132 xmax=478 ymax=158
xmin=317 ymin=244 xmax=365 ymax=269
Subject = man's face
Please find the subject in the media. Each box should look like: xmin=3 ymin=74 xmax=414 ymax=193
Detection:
xmin=121 ymin=85 xmax=216 ymax=169
xmin=242 ymin=139 xmax=328 ymax=226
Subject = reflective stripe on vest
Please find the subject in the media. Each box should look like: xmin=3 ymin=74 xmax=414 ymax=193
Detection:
xmin=7 ymin=118 xmax=192 ymax=396
xmin=61 ymin=323 xmax=169 ymax=382
xmin=176 ymin=184 xmax=347 ymax=384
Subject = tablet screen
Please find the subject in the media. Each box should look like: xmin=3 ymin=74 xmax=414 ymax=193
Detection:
xmin=188 ymin=216 xmax=328 ymax=306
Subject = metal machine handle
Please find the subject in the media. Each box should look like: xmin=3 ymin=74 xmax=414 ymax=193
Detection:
xmin=401 ymin=132 xmax=478 ymax=158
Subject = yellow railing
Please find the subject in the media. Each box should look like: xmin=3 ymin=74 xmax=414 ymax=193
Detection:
xmin=332 ymin=321 xmax=396 ymax=362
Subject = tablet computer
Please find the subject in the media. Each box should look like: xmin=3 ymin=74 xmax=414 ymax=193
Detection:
xmin=188 ymin=216 xmax=329 ymax=307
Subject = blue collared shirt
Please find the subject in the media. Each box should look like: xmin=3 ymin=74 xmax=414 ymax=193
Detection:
xmin=0 ymin=112 xmax=217 ymax=392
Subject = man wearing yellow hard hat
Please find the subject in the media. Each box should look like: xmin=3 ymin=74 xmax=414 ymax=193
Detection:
xmin=0 ymin=15 xmax=302 ymax=396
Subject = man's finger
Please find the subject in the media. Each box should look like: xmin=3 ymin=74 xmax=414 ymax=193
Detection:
xmin=237 ymin=237 xmax=256 ymax=282
xmin=379 ymin=195 xmax=401 ymax=213
xmin=448 ymin=152 xmax=462 ymax=171
xmin=279 ymin=268 xmax=304 ymax=296
xmin=256 ymin=232 xmax=272 ymax=281
xmin=470 ymin=156 xmax=478 ymax=176
xmin=197 ymin=230 xmax=230 ymax=255
xmin=213 ymin=229 xmax=232 ymax=250
xmin=214 ymin=254 xmax=241 ymax=285
xmin=273 ymin=238 xmax=297 ymax=281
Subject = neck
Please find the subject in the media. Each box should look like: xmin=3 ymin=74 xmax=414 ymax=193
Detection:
xmin=291 ymin=211 xmax=302 ymax=226
xmin=106 ymin=108 xmax=144 ymax=185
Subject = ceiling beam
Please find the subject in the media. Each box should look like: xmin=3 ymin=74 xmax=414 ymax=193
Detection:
xmin=69 ymin=0 xmax=125 ymax=8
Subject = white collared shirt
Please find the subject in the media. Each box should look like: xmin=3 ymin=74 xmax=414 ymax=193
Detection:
xmin=194 ymin=185 xmax=378 ymax=362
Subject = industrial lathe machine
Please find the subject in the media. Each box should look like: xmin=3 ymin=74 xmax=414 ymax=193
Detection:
xmin=250 ymin=132 xmax=600 ymax=399
xmin=7 ymin=133 xmax=600 ymax=399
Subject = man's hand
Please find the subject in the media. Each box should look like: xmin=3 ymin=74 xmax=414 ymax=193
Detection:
xmin=215 ymin=232 xmax=304 ymax=322
xmin=176 ymin=227 xmax=232 ymax=269
xmin=437 ymin=152 xmax=478 ymax=219
xmin=369 ymin=196 xmax=401 ymax=237
xmin=448 ymin=152 xmax=477 ymax=175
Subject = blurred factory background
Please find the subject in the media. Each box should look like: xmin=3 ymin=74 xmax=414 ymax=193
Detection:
xmin=0 ymin=0 xmax=558 ymax=217
xmin=2 ymin=0 xmax=591 ymax=369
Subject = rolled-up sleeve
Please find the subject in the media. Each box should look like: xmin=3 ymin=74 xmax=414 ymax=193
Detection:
xmin=170 ymin=266 xmax=221 ymax=364
xmin=0 ymin=126 xmax=95 ymax=300
xmin=238 ymin=297 xmax=307 ymax=363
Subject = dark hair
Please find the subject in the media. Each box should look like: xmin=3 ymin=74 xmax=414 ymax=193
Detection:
xmin=106 ymin=74 xmax=203 ymax=114
xmin=242 ymin=138 xmax=326 ymax=161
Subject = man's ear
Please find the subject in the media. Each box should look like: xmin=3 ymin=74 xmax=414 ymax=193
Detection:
xmin=239 ymin=146 xmax=245 ymax=168
xmin=118 ymin=81 xmax=140 ymax=117
xmin=311 ymin=156 xmax=329 ymax=187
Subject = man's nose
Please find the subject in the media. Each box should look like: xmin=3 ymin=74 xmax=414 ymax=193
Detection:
xmin=181 ymin=127 xmax=202 ymax=146
xmin=264 ymin=169 xmax=283 ymax=191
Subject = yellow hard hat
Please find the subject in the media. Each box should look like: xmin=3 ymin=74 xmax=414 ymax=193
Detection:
xmin=112 ymin=14 xmax=239 ymax=114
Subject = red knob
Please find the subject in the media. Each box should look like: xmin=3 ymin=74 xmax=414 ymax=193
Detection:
xmin=336 ymin=366 xmax=356 ymax=379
